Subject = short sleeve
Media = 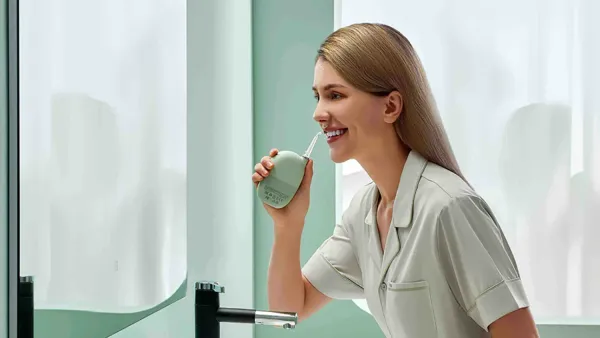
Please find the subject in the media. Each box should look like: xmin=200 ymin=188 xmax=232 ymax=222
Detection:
xmin=302 ymin=214 xmax=364 ymax=300
xmin=436 ymin=195 xmax=530 ymax=331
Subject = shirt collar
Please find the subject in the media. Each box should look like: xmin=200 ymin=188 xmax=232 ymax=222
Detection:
xmin=365 ymin=150 xmax=428 ymax=228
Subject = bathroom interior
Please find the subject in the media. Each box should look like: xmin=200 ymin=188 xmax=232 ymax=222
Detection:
xmin=2 ymin=0 xmax=600 ymax=337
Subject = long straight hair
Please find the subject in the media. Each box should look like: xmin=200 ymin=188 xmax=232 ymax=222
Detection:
xmin=317 ymin=23 xmax=467 ymax=182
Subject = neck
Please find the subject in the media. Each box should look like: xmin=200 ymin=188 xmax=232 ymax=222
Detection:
xmin=356 ymin=134 xmax=410 ymax=204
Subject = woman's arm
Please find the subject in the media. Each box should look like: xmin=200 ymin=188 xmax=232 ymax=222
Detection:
xmin=267 ymin=225 xmax=332 ymax=322
xmin=436 ymin=195 xmax=534 ymax=333
xmin=489 ymin=307 xmax=539 ymax=338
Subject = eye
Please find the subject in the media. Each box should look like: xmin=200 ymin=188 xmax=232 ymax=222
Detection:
xmin=314 ymin=93 xmax=320 ymax=101
xmin=330 ymin=92 xmax=342 ymax=100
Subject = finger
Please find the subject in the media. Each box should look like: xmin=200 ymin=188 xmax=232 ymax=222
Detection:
xmin=305 ymin=159 xmax=314 ymax=185
xmin=298 ymin=159 xmax=314 ymax=191
xmin=269 ymin=148 xmax=279 ymax=157
xmin=252 ymin=172 xmax=264 ymax=184
xmin=254 ymin=163 xmax=270 ymax=177
xmin=261 ymin=156 xmax=274 ymax=170
xmin=252 ymin=173 xmax=264 ymax=188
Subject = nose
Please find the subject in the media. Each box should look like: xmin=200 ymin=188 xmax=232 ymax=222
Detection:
xmin=313 ymin=105 xmax=330 ymax=127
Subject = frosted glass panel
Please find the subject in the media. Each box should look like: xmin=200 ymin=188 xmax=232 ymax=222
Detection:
xmin=339 ymin=0 xmax=600 ymax=324
xmin=18 ymin=0 xmax=187 ymax=319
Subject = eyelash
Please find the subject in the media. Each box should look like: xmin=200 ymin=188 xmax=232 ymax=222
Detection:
xmin=314 ymin=92 xmax=343 ymax=101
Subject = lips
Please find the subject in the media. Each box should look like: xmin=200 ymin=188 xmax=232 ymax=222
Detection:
xmin=324 ymin=128 xmax=348 ymax=143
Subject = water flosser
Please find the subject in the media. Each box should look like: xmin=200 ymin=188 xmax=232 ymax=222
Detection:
xmin=257 ymin=132 xmax=321 ymax=209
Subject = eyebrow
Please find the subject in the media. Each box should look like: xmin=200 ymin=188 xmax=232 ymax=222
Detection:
xmin=312 ymin=83 xmax=347 ymax=92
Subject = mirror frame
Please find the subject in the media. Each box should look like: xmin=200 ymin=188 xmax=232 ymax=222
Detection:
xmin=7 ymin=0 xmax=21 ymax=336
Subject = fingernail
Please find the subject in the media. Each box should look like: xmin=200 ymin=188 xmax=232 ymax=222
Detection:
xmin=266 ymin=161 xmax=273 ymax=169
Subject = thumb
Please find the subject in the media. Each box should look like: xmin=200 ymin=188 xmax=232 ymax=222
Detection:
xmin=297 ymin=159 xmax=314 ymax=193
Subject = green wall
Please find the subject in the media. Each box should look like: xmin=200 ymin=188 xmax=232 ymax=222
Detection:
xmin=251 ymin=1 xmax=383 ymax=337
xmin=1 ymin=0 xmax=8 ymax=335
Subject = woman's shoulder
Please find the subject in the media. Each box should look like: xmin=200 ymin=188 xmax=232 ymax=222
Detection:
xmin=341 ymin=181 xmax=377 ymax=223
xmin=349 ymin=181 xmax=377 ymax=208
xmin=417 ymin=162 xmax=481 ymax=213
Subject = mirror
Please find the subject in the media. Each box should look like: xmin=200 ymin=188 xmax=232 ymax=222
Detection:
xmin=17 ymin=0 xmax=187 ymax=336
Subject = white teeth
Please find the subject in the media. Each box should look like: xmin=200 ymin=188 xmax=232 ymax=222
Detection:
xmin=326 ymin=129 xmax=346 ymax=138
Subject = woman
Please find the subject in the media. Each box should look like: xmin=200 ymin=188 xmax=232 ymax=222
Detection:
xmin=252 ymin=23 xmax=538 ymax=338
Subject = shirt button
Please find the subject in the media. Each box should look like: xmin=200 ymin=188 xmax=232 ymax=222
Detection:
xmin=380 ymin=283 xmax=387 ymax=290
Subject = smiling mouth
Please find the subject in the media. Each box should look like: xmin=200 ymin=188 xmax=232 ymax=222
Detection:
xmin=325 ymin=128 xmax=348 ymax=142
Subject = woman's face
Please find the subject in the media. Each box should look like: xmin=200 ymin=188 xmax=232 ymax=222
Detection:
xmin=312 ymin=58 xmax=399 ymax=163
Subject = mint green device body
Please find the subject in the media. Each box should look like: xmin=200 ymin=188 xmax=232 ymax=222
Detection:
xmin=257 ymin=150 xmax=308 ymax=208
xmin=256 ymin=132 xmax=321 ymax=209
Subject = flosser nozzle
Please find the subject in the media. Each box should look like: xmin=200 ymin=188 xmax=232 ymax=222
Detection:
xmin=303 ymin=132 xmax=322 ymax=158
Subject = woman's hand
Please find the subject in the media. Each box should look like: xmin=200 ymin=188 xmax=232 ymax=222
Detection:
xmin=252 ymin=148 xmax=314 ymax=230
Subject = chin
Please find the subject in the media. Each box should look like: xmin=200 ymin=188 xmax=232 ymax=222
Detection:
xmin=329 ymin=149 xmax=351 ymax=164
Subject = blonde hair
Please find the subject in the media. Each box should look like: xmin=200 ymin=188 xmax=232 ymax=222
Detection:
xmin=317 ymin=23 xmax=467 ymax=182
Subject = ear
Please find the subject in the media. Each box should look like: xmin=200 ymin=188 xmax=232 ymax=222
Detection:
xmin=383 ymin=91 xmax=403 ymax=124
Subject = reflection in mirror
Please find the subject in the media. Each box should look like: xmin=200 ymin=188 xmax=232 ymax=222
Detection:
xmin=18 ymin=0 xmax=187 ymax=336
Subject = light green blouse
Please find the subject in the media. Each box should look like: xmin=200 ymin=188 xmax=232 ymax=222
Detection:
xmin=302 ymin=151 xmax=529 ymax=338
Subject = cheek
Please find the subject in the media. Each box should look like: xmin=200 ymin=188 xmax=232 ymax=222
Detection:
xmin=363 ymin=109 xmax=383 ymax=128
xmin=350 ymin=106 xmax=382 ymax=134
xmin=333 ymin=101 xmax=377 ymax=128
